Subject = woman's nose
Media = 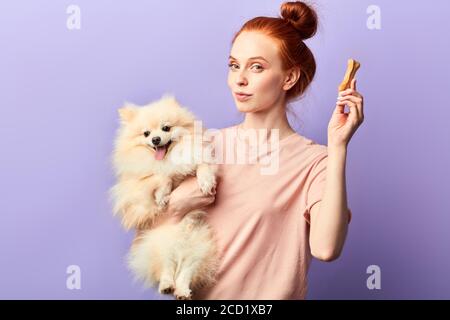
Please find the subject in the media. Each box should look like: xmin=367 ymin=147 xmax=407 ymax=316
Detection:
xmin=236 ymin=71 xmax=248 ymax=86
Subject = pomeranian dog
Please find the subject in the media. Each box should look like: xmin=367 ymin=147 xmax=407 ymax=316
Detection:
xmin=109 ymin=94 xmax=220 ymax=299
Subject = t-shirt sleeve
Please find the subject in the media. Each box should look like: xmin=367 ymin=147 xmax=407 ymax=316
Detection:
xmin=303 ymin=151 xmax=352 ymax=225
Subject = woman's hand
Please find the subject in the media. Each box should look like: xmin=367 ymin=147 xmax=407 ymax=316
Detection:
xmin=328 ymin=79 xmax=364 ymax=148
xmin=165 ymin=175 xmax=216 ymax=222
xmin=133 ymin=175 xmax=216 ymax=243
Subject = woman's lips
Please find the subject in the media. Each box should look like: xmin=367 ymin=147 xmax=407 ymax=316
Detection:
xmin=235 ymin=92 xmax=253 ymax=102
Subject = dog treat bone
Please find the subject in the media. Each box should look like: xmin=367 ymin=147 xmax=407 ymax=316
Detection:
xmin=338 ymin=58 xmax=361 ymax=92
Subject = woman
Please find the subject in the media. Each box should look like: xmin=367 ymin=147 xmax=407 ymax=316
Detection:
xmin=138 ymin=1 xmax=364 ymax=299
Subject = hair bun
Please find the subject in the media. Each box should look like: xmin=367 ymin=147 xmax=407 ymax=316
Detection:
xmin=280 ymin=1 xmax=318 ymax=40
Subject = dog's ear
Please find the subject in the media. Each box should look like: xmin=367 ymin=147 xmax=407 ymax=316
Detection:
xmin=118 ymin=103 xmax=138 ymax=123
xmin=161 ymin=92 xmax=179 ymax=104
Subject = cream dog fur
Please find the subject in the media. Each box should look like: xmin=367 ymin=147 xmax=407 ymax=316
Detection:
xmin=110 ymin=95 xmax=219 ymax=299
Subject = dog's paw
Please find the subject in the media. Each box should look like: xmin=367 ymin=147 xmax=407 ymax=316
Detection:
xmin=197 ymin=175 xmax=216 ymax=196
xmin=159 ymin=283 xmax=175 ymax=295
xmin=155 ymin=191 xmax=170 ymax=210
xmin=174 ymin=288 xmax=192 ymax=300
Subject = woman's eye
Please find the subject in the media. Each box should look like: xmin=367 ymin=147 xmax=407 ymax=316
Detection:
xmin=162 ymin=126 xmax=170 ymax=132
xmin=143 ymin=131 xmax=151 ymax=137
xmin=228 ymin=62 xmax=263 ymax=71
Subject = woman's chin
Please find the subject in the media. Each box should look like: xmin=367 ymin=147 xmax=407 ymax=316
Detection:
xmin=236 ymin=104 xmax=265 ymax=113
xmin=236 ymin=103 xmax=255 ymax=113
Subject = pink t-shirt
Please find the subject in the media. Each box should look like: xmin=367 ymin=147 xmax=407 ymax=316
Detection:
xmin=189 ymin=125 xmax=352 ymax=300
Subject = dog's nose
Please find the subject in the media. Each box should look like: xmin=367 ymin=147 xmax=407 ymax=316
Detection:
xmin=152 ymin=136 xmax=161 ymax=145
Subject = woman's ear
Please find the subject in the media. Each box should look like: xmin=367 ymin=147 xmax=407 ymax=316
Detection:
xmin=282 ymin=66 xmax=301 ymax=91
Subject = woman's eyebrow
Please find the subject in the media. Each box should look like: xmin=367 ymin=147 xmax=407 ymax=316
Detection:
xmin=228 ymin=55 xmax=269 ymax=63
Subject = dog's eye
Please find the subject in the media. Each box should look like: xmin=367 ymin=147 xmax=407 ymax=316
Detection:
xmin=143 ymin=131 xmax=151 ymax=137
xmin=162 ymin=125 xmax=171 ymax=132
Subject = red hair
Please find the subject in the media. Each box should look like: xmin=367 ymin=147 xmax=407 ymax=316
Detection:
xmin=231 ymin=1 xmax=318 ymax=103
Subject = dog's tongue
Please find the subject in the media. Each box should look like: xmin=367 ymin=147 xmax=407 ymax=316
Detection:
xmin=154 ymin=146 xmax=167 ymax=160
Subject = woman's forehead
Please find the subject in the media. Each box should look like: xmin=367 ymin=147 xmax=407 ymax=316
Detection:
xmin=230 ymin=32 xmax=279 ymax=63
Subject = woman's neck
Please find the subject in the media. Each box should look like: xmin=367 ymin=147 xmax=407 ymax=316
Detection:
xmin=239 ymin=100 xmax=295 ymax=140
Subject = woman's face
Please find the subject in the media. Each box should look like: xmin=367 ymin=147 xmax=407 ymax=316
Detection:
xmin=227 ymin=31 xmax=297 ymax=113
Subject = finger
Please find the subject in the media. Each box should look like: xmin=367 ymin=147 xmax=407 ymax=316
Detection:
xmin=167 ymin=214 xmax=184 ymax=224
xmin=337 ymin=98 xmax=361 ymax=119
xmin=338 ymin=95 xmax=363 ymax=119
xmin=338 ymin=89 xmax=355 ymax=97
xmin=339 ymin=89 xmax=362 ymax=99
xmin=337 ymin=95 xmax=363 ymax=106
xmin=350 ymin=78 xmax=357 ymax=91
xmin=336 ymin=99 xmax=360 ymax=121
xmin=334 ymin=102 xmax=346 ymax=115
xmin=335 ymin=95 xmax=348 ymax=113
xmin=341 ymin=99 xmax=359 ymax=124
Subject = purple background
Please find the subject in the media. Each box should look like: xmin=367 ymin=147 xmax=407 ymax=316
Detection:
xmin=1 ymin=0 xmax=449 ymax=299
